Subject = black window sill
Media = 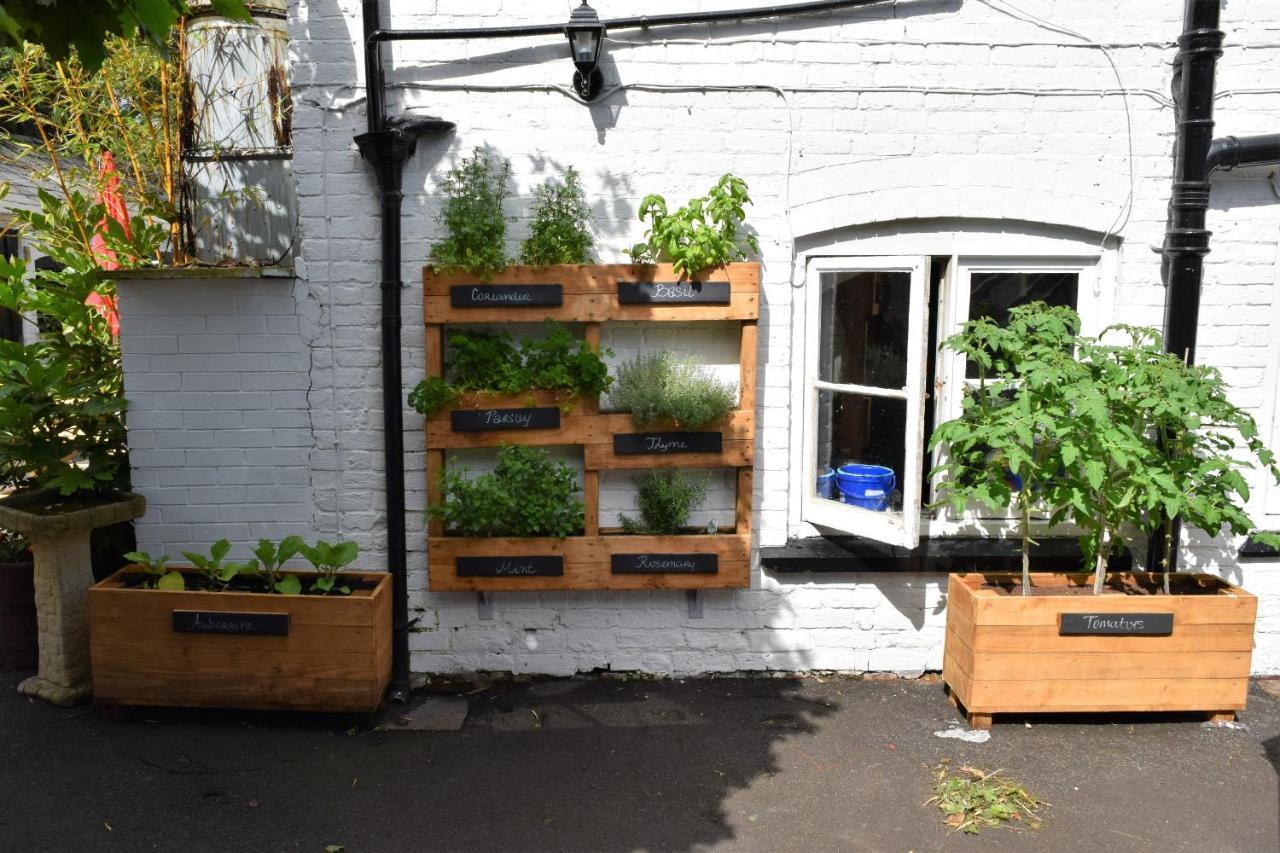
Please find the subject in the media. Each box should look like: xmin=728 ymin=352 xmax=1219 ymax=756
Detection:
xmin=1238 ymin=534 xmax=1280 ymax=560
xmin=761 ymin=536 xmax=1132 ymax=574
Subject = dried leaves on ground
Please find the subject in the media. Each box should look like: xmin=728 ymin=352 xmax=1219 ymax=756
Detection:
xmin=926 ymin=761 xmax=1048 ymax=835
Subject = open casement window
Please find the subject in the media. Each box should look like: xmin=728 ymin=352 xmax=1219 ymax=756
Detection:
xmin=802 ymin=256 xmax=931 ymax=547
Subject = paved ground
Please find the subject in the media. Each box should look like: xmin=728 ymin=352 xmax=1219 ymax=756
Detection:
xmin=2 ymin=667 xmax=1278 ymax=852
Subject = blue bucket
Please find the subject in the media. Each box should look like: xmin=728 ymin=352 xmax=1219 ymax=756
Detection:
xmin=836 ymin=464 xmax=895 ymax=512
xmin=816 ymin=467 xmax=835 ymax=499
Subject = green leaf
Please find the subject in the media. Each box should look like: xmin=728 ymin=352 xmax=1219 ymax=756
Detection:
xmin=313 ymin=575 xmax=335 ymax=594
xmin=275 ymin=574 xmax=302 ymax=596
xmin=156 ymin=571 xmax=185 ymax=591
xmin=210 ymin=539 xmax=231 ymax=562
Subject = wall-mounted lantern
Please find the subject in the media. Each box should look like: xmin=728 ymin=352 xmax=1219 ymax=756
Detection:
xmin=565 ymin=2 xmax=606 ymax=101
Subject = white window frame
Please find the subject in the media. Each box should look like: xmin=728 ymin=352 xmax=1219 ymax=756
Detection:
xmin=800 ymin=255 xmax=931 ymax=548
xmin=789 ymin=225 xmax=1113 ymax=546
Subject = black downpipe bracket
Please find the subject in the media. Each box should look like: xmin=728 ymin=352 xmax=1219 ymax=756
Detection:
xmin=1153 ymin=0 xmax=1280 ymax=573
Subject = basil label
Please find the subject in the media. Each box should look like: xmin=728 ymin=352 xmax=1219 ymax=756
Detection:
xmin=614 ymin=432 xmax=723 ymax=455
xmin=450 ymin=284 xmax=563 ymax=307
xmin=456 ymin=556 xmax=564 ymax=577
xmin=450 ymin=407 xmax=560 ymax=432
xmin=172 ymin=610 xmax=289 ymax=636
xmin=1059 ymin=613 xmax=1173 ymax=635
xmin=612 ymin=553 xmax=718 ymax=574
xmin=617 ymin=281 xmax=731 ymax=305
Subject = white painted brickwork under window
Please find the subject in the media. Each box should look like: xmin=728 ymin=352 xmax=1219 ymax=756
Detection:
xmin=118 ymin=1 xmax=1280 ymax=675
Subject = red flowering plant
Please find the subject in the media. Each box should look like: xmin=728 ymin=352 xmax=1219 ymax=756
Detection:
xmin=0 ymin=185 xmax=165 ymax=496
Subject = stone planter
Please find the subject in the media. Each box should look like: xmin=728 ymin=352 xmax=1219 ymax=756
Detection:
xmin=0 ymin=491 xmax=146 ymax=704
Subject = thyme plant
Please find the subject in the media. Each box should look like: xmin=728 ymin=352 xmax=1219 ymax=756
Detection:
xmin=610 ymin=351 xmax=736 ymax=430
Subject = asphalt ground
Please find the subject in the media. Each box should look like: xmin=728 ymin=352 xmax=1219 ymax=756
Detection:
xmin=2 ymin=667 xmax=1278 ymax=852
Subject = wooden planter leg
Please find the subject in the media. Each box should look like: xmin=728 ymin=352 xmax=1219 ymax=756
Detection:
xmin=1207 ymin=711 xmax=1236 ymax=725
xmin=967 ymin=712 xmax=994 ymax=730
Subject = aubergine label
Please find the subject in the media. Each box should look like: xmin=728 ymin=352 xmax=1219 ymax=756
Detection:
xmin=456 ymin=556 xmax=564 ymax=577
xmin=172 ymin=610 xmax=290 ymax=636
xmin=614 ymin=432 xmax=723 ymax=455
xmin=617 ymin=281 xmax=731 ymax=305
xmin=450 ymin=284 xmax=563 ymax=308
xmin=1059 ymin=613 xmax=1173 ymax=635
xmin=611 ymin=553 xmax=718 ymax=574
xmin=450 ymin=407 xmax=560 ymax=432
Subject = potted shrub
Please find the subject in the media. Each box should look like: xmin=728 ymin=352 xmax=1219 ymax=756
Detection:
xmin=620 ymin=470 xmax=712 ymax=534
xmin=0 ymin=194 xmax=148 ymax=704
xmin=932 ymin=303 xmax=1277 ymax=727
xmin=88 ymin=536 xmax=390 ymax=713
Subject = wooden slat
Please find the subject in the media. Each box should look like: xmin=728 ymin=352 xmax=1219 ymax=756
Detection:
xmin=969 ymin=650 xmax=1252 ymax=682
xmin=736 ymin=468 xmax=753 ymax=538
xmin=971 ymin=594 xmax=1256 ymax=626
xmin=423 ymin=263 xmax=760 ymax=295
xmin=425 ymin=325 xmax=444 ymax=378
xmin=967 ymin=621 xmax=1254 ymax=653
xmin=738 ymin=321 xmax=757 ymax=413
xmin=426 ymin=449 xmax=444 ymax=537
xmin=584 ymin=440 xmax=753 ymax=471
xmin=964 ymin=677 xmax=1249 ymax=714
xmin=584 ymin=470 xmax=600 ymax=537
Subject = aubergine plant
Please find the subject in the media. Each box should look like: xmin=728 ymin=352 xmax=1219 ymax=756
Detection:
xmin=930 ymin=302 xmax=1280 ymax=596
xmin=181 ymin=539 xmax=258 ymax=591
xmin=299 ymin=539 xmax=359 ymax=595
xmin=123 ymin=549 xmax=184 ymax=590
xmin=252 ymin=535 xmax=306 ymax=595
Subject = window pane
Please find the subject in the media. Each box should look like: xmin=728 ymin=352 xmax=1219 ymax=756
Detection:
xmin=818 ymin=270 xmax=911 ymax=389
xmin=813 ymin=389 xmax=905 ymax=518
xmin=966 ymin=271 xmax=1078 ymax=378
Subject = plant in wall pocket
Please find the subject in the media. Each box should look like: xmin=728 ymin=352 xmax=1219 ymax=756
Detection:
xmin=627 ymin=174 xmax=759 ymax=280
xmin=611 ymin=351 xmax=736 ymax=431
xmin=88 ymin=536 xmax=390 ymax=713
xmin=620 ymin=470 xmax=711 ymax=535
xmin=434 ymin=445 xmax=584 ymax=538
xmin=932 ymin=302 xmax=1279 ymax=728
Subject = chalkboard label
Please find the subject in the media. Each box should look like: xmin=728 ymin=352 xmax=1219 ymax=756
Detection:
xmin=612 ymin=553 xmax=718 ymax=574
xmin=450 ymin=284 xmax=563 ymax=308
xmin=1059 ymin=612 xmax=1173 ymax=635
xmin=617 ymin=281 xmax=731 ymax=305
xmin=614 ymin=432 xmax=723 ymax=455
xmin=456 ymin=556 xmax=564 ymax=577
xmin=172 ymin=610 xmax=290 ymax=636
xmin=451 ymin=407 xmax=560 ymax=432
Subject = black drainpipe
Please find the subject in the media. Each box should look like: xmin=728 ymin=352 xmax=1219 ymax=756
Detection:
xmin=354 ymin=0 xmax=919 ymax=698
xmin=1153 ymin=0 xmax=1280 ymax=573
xmin=355 ymin=0 xmax=454 ymax=704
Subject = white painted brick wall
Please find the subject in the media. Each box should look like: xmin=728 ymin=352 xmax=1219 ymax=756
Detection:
xmin=118 ymin=0 xmax=1280 ymax=674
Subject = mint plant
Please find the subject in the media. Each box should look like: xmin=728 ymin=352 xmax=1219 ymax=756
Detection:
xmin=434 ymin=445 xmax=583 ymax=538
xmin=124 ymin=549 xmax=185 ymax=591
xmin=251 ymin=535 xmax=305 ymax=595
xmin=930 ymin=302 xmax=1280 ymax=596
xmin=627 ymin=174 xmax=759 ymax=279
xmin=428 ymin=147 xmax=512 ymax=281
xmin=519 ymin=167 xmax=594 ymax=267
xmin=299 ymin=539 xmax=359 ymax=595
xmin=610 ymin=351 xmax=736 ymax=430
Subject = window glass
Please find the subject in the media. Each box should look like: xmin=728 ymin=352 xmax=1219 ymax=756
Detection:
xmin=818 ymin=271 xmax=911 ymax=389
xmin=813 ymin=389 xmax=906 ymax=518
xmin=965 ymin=271 xmax=1078 ymax=378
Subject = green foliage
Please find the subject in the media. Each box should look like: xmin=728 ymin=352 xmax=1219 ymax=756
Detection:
xmin=519 ymin=167 xmax=594 ymax=267
xmin=620 ymin=470 xmax=710 ymax=535
xmin=627 ymin=174 xmax=759 ymax=278
xmin=0 ymin=2 xmax=250 ymax=70
xmin=299 ymin=539 xmax=359 ymax=595
xmin=611 ymin=351 xmax=736 ymax=430
xmin=408 ymin=321 xmax=612 ymax=416
xmin=929 ymin=302 xmax=1280 ymax=594
xmin=928 ymin=763 xmax=1046 ymax=835
xmin=181 ymin=539 xmax=256 ymax=590
xmin=251 ymin=535 xmax=305 ymax=595
xmin=0 ymin=192 xmax=143 ymax=496
xmin=0 ymin=528 xmax=29 ymax=562
xmin=434 ymin=445 xmax=583 ymax=538
xmin=123 ymin=548 xmax=184 ymax=590
xmin=429 ymin=147 xmax=512 ymax=281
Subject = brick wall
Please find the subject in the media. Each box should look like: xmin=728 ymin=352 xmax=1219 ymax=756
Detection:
xmin=119 ymin=0 xmax=1280 ymax=674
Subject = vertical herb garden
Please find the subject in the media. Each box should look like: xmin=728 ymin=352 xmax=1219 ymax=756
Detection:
xmin=413 ymin=150 xmax=759 ymax=590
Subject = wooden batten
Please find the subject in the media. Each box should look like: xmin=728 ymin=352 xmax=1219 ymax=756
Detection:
xmin=942 ymin=572 xmax=1257 ymax=727
xmin=89 ymin=569 xmax=392 ymax=713
xmin=422 ymin=262 xmax=759 ymax=591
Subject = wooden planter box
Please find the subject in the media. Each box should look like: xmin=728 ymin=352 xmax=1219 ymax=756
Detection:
xmin=88 ymin=569 xmax=391 ymax=713
xmin=943 ymin=572 xmax=1256 ymax=729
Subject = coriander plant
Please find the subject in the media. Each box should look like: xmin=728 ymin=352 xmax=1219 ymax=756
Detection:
xmin=429 ymin=147 xmax=512 ymax=280
xmin=519 ymin=167 xmax=594 ymax=267
xmin=627 ymin=174 xmax=759 ymax=279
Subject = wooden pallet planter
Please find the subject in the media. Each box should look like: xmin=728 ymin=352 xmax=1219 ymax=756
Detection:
xmin=423 ymin=263 xmax=758 ymax=591
xmin=88 ymin=568 xmax=391 ymax=713
xmin=942 ymin=572 xmax=1256 ymax=729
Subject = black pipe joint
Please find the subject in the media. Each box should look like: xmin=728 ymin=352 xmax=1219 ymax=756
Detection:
xmin=1176 ymin=27 xmax=1224 ymax=57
